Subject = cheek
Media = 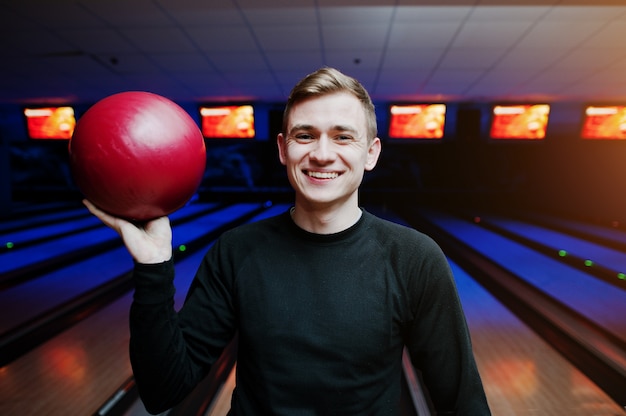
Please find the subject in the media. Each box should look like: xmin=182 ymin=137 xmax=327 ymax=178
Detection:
xmin=282 ymin=145 xmax=308 ymax=167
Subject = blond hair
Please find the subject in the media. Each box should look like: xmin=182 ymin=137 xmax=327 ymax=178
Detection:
xmin=282 ymin=67 xmax=377 ymax=142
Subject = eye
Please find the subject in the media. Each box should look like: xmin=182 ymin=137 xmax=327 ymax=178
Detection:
xmin=293 ymin=133 xmax=315 ymax=143
xmin=335 ymin=134 xmax=354 ymax=142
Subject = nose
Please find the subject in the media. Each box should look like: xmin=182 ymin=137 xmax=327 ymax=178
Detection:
xmin=309 ymin=136 xmax=335 ymax=163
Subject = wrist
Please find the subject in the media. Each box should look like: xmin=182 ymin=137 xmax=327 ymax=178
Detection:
xmin=135 ymin=248 xmax=172 ymax=265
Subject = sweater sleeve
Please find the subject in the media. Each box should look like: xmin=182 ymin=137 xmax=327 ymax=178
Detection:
xmin=128 ymin=252 xmax=235 ymax=415
xmin=405 ymin=240 xmax=490 ymax=415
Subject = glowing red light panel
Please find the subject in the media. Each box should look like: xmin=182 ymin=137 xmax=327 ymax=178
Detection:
xmin=581 ymin=106 xmax=626 ymax=140
xmin=24 ymin=106 xmax=76 ymax=139
xmin=200 ymin=105 xmax=255 ymax=139
xmin=490 ymin=104 xmax=550 ymax=140
xmin=388 ymin=104 xmax=446 ymax=139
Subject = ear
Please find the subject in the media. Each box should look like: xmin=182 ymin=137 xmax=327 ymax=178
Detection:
xmin=277 ymin=133 xmax=287 ymax=166
xmin=364 ymin=137 xmax=381 ymax=171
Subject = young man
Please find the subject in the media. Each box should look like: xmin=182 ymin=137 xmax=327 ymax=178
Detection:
xmin=85 ymin=67 xmax=490 ymax=415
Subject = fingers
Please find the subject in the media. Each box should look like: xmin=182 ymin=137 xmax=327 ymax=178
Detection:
xmin=81 ymin=198 xmax=98 ymax=214
xmin=83 ymin=199 xmax=173 ymax=264
xmin=82 ymin=199 xmax=123 ymax=230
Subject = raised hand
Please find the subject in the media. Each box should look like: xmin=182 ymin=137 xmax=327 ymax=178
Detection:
xmin=83 ymin=199 xmax=173 ymax=264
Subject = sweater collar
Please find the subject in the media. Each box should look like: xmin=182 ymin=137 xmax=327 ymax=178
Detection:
xmin=284 ymin=207 xmax=369 ymax=244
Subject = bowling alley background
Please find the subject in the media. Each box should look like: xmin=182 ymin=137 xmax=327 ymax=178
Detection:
xmin=0 ymin=1 xmax=625 ymax=227
xmin=1 ymin=100 xmax=625 ymax=225
xmin=2 ymin=3 xmax=626 ymax=415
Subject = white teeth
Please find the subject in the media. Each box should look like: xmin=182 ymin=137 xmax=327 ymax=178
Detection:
xmin=307 ymin=171 xmax=339 ymax=179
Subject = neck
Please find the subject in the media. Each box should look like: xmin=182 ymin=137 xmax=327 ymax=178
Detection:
xmin=290 ymin=202 xmax=362 ymax=234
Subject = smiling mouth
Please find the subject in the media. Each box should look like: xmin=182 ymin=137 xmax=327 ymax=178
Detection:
xmin=305 ymin=170 xmax=340 ymax=179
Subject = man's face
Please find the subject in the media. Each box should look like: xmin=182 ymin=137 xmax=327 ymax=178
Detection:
xmin=277 ymin=91 xmax=381 ymax=210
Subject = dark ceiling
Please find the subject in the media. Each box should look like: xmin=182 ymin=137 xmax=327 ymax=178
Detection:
xmin=2 ymin=0 xmax=626 ymax=105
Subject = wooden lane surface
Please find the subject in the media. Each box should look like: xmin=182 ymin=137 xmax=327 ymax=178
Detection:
xmin=0 ymin=293 xmax=134 ymax=415
xmin=0 ymin=222 xmax=223 ymax=416
xmin=3 ymin=268 xmax=622 ymax=415
xmin=0 ymin=226 xmax=216 ymax=415
xmin=2 ymin=205 xmax=624 ymax=415
xmin=451 ymin=261 xmax=626 ymax=415
xmin=175 ymin=262 xmax=626 ymax=416
xmin=205 ymin=366 xmax=236 ymax=416
xmin=0 ymin=204 xmax=289 ymax=416
xmin=142 ymin=259 xmax=626 ymax=416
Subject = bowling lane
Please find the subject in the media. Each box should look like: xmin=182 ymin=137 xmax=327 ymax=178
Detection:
xmin=0 ymin=213 xmax=104 ymax=251
xmin=0 ymin=203 xmax=217 ymax=254
xmin=0 ymin=203 xmax=289 ymax=416
xmin=0 ymin=202 xmax=263 ymax=335
xmin=421 ymin=209 xmax=626 ymax=345
xmin=449 ymin=259 xmax=625 ymax=415
xmin=146 ymin=255 xmax=614 ymax=416
xmin=0 ymin=225 xmax=119 ymax=271
xmin=360 ymin=206 xmax=625 ymax=414
xmin=0 ymin=201 xmax=217 ymax=278
xmin=517 ymin=211 xmax=626 ymax=250
xmin=478 ymin=214 xmax=626 ymax=284
xmin=0 ymin=205 xmax=89 ymax=234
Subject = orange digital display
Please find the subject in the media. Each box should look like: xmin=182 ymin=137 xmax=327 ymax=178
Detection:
xmin=200 ymin=105 xmax=255 ymax=139
xmin=24 ymin=106 xmax=76 ymax=139
xmin=388 ymin=104 xmax=446 ymax=139
xmin=490 ymin=104 xmax=550 ymax=140
xmin=581 ymin=105 xmax=626 ymax=140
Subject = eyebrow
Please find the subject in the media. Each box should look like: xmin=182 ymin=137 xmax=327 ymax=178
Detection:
xmin=288 ymin=124 xmax=315 ymax=135
xmin=288 ymin=124 xmax=358 ymax=136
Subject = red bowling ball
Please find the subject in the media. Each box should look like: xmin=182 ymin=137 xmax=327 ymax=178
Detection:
xmin=69 ymin=91 xmax=206 ymax=221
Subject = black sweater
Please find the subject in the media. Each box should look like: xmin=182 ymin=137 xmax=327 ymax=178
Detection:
xmin=129 ymin=209 xmax=490 ymax=415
